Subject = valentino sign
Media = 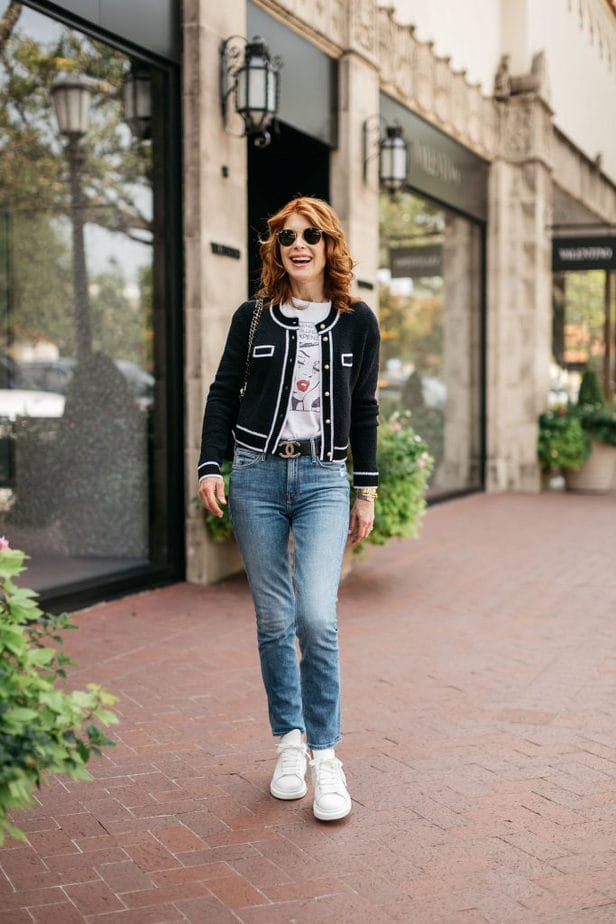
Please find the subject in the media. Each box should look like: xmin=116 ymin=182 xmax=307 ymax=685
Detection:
xmin=552 ymin=236 xmax=616 ymax=272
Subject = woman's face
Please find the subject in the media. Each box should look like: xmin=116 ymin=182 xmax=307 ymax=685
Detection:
xmin=278 ymin=212 xmax=327 ymax=296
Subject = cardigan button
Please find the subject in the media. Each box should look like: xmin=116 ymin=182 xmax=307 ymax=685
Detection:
xmin=324 ymin=391 xmax=330 ymax=397
xmin=324 ymin=364 xmax=330 ymax=370
xmin=322 ymin=336 xmax=328 ymax=342
xmin=325 ymin=419 xmax=331 ymax=424
xmin=327 ymin=452 xmax=332 ymax=458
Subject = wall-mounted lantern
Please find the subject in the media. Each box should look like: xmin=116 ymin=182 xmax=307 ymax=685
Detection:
xmin=363 ymin=117 xmax=409 ymax=194
xmin=220 ymin=35 xmax=281 ymax=147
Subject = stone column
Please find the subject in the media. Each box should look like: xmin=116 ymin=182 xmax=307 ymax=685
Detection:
xmin=439 ymin=214 xmax=483 ymax=490
xmin=486 ymin=91 xmax=554 ymax=491
xmin=183 ymin=0 xmax=247 ymax=583
xmin=330 ymin=0 xmax=380 ymax=301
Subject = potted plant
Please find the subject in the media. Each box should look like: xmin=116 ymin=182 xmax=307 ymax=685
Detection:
xmin=537 ymin=407 xmax=590 ymax=479
xmin=565 ymin=369 xmax=616 ymax=493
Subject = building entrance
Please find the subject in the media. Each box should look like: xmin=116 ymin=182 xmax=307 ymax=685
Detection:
xmin=247 ymin=123 xmax=330 ymax=295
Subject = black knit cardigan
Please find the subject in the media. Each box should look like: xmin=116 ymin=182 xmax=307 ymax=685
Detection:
xmin=198 ymin=299 xmax=380 ymax=488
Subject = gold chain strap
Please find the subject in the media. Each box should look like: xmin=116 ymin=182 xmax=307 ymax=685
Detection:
xmin=239 ymin=298 xmax=264 ymax=398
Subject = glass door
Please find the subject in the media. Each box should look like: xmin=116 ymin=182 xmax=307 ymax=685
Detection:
xmin=378 ymin=191 xmax=484 ymax=495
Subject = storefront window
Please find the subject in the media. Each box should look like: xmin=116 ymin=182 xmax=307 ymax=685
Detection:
xmin=0 ymin=4 xmax=175 ymax=597
xmin=552 ymin=269 xmax=613 ymax=403
xmin=378 ymin=190 xmax=483 ymax=494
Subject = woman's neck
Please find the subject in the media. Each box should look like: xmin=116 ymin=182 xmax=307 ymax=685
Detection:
xmin=290 ymin=283 xmax=326 ymax=303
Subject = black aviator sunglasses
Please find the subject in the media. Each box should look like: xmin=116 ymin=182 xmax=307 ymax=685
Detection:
xmin=277 ymin=227 xmax=324 ymax=247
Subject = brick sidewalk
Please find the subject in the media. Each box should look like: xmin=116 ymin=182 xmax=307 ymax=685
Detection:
xmin=2 ymin=492 xmax=616 ymax=923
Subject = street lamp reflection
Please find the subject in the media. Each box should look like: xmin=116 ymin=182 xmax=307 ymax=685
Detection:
xmin=50 ymin=73 xmax=98 ymax=359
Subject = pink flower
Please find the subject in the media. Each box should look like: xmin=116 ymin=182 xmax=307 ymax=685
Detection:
xmin=417 ymin=458 xmax=426 ymax=468
xmin=0 ymin=536 xmax=10 ymax=551
xmin=391 ymin=421 xmax=402 ymax=431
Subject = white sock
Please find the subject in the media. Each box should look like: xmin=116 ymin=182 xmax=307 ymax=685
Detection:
xmin=311 ymin=747 xmax=335 ymax=762
xmin=280 ymin=729 xmax=303 ymax=745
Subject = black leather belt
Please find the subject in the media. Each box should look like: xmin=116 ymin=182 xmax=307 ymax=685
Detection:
xmin=274 ymin=439 xmax=320 ymax=458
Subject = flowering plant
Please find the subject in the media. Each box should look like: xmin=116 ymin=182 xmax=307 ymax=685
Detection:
xmin=0 ymin=539 xmax=118 ymax=845
xmin=354 ymin=412 xmax=433 ymax=550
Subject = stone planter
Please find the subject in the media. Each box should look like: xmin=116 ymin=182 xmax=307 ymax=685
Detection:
xmin=564 ymin=441 xmax=616 ymax=493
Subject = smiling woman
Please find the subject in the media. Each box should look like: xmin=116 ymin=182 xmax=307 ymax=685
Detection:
xmin=197 ymin=196 xmax=380 ymax=823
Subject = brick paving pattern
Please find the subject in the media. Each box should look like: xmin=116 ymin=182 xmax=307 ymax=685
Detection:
xmin=2 ymin=492 xmax=616 ymax=923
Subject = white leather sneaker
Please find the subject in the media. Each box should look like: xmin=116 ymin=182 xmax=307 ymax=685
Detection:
xmin=270 ymin=730 xmax=308 ymax=800
xmin=310 ymin=755 xmax=352 ymax=821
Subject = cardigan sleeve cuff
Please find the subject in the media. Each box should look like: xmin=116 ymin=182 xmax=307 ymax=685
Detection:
xmin=198 ymin=461 xmax=221 ymax=478
xmin=352 ymin=470 xmax=379 ymax=489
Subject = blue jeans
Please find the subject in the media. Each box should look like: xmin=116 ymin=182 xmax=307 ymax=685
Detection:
xmin=229 ymin=443 xmax=350 ymax=750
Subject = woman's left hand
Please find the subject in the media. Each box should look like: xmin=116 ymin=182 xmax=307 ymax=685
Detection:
xmin=348 ymin=498 xmax=375 ymax=546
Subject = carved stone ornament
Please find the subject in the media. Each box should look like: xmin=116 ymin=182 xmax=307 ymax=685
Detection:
xmin=350 ymin=0 xmax=378 ymax=58
xmin=498 ymin=94 xmax=553 ymax=169
xmin=494 ymin=54 xmax=511 ymax=100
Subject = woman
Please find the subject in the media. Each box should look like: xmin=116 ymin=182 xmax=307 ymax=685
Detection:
xmin=198 ymin=197 xmax=379 ymax=822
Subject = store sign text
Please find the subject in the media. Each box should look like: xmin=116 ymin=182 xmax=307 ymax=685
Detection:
xmin=412 ymin=142 xmax=462 ymax=186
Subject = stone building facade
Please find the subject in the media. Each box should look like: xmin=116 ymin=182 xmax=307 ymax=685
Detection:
xmin=183 ymin=0 xmax=616 ymax=584
xmin=2 ymin=0 xmax=611 ymax=603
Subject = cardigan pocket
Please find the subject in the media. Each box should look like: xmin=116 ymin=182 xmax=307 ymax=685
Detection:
xmin=253 ymin=344 xmax=275 ymax=358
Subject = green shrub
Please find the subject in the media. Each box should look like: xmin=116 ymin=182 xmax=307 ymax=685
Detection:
xmin=572 ymin=368 xmax=616 ymax=447
xmin=578 ymin=404 xmax=616 ymax=447
xmin=0 ymin=541 xmax=118 ymax=846
xmin=577 ymin=368 xmax=605 ymax=408
xmin=537 ymin=410 xmax=590 ymax=472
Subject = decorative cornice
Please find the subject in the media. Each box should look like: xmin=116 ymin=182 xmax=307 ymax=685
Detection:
xmin=251 ymin=0 xmax=346 ymax=57
xmin=252 ymin=0 xmax=615 ymax=205
xmin=552 ymin=128 xmax=616 ymax=225
xmin=376 ymin=6 xmax=497 ymax=159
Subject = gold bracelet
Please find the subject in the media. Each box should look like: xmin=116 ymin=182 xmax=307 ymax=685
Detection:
xmin=356 ymin=488 xmax=378 ymax=501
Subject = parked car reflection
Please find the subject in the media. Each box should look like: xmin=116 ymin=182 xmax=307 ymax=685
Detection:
xmin=0 ymin=388 xmax=65 ymax=420
xmin=17 ymin=357 xmax=154 ymax=411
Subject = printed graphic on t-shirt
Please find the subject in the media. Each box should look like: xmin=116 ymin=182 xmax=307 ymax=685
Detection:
xmin=291 ymin=322 xmax=321 ymax=413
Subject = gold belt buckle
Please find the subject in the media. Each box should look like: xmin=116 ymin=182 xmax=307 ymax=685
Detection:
xmin=278 ymin=440 xmax=301 ymax=458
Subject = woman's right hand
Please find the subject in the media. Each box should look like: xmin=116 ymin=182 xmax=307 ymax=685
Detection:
xmin=198 ymin=476 xmax=227 ymax=518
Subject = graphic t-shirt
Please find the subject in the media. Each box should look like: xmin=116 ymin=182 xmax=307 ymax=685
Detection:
xmin=279 ymin=299 xmax=331 ymax=440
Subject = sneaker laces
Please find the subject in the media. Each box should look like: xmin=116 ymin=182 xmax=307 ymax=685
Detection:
xmin=311 ymin=757 xmax=346 ymax=795
xmin=276 ymin=742 xmax=307 ymax=776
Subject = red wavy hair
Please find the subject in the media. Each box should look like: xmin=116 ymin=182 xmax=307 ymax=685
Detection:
xmin=255 ymin=197 xmax=359 ymax=313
